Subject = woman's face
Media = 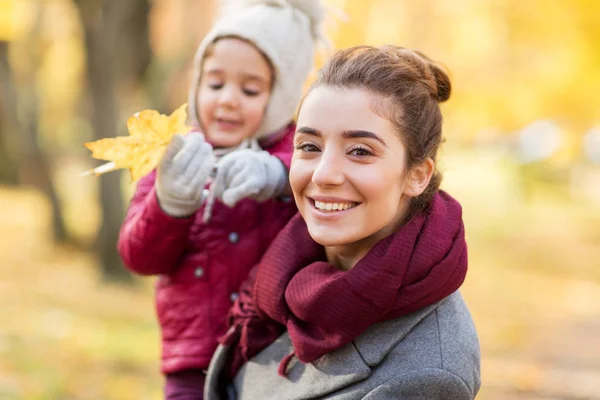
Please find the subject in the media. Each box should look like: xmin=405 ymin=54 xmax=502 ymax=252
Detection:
xmin=197 ymin=38 xmax=272 ymax=148
xmin=290 ymin=86 xmax=429 ymax=249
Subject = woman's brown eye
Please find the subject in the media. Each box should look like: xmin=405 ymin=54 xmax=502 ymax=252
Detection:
xmin=349 ymin=147 xmax=373 ymax=157
xmin=295 ymin=143 xmax=320 ymax=152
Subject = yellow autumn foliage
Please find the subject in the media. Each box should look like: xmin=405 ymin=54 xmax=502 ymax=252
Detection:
xmin=83 ymin=104 xmax=192 ymax=182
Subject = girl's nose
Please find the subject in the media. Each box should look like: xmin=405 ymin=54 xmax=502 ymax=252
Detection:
xmin=218 ymin=85 xmax=240 ymax=108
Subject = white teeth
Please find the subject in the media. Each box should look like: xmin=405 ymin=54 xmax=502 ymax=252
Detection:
xmin=314 ymin=200 xmax=357 ymax=211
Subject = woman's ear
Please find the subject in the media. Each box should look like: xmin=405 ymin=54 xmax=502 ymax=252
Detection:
xmin=404 ymin=158 xmax=435 ymax=197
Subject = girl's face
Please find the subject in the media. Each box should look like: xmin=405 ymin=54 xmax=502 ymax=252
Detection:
xmin=290 ymin=86 xmax=432 ymax=251
xmin=197 ymin=38 xmax=272 ymax=148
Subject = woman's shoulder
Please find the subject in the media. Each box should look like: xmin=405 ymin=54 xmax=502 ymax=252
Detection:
xmin=354 ymin=291 xmax=480 ymax=398
xmin=356 ymin=292 xmax=478 ymax=353
xmin=433 ymin=291 xmax=480 ymax=350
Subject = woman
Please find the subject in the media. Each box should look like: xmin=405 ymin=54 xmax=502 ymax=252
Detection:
xmin=205 ymin=45 xmax=481 ymax=399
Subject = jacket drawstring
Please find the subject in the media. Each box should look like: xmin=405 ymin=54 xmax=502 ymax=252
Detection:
xmin=278 ymin=351 xmax=296 ymax=378
xmin=220 ymin=325 xmax=241 ymax=347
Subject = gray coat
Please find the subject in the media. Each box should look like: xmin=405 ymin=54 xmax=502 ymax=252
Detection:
xmin=205 ymin=291 xmax=480 ymax=399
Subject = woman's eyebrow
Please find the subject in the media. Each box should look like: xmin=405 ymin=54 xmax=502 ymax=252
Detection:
xmin=296 ymin=128 xmax=387 ymax=147
xmin=342 ymin=130 xmax=387 ymax=147
xmin=296 ymin=127 xmax=321 ymax=137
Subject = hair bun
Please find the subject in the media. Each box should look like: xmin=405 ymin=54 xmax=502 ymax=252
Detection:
xmin=219 ymin=0 xmax=326 ymax=41
xmin=413 ymin=50 xmax=451 ymax=103
xmin=391 ymin=47 xmax=452 ymax=103
xmin=428 ymin=62 xmax=451 ymax=102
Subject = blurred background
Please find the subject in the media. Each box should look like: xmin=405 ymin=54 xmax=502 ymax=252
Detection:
xmin=1 ymin=0 xmax=599 ymax=399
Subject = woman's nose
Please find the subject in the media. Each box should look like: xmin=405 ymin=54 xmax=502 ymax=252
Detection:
xmin=312 ymin=150 xmax=345 ymax=187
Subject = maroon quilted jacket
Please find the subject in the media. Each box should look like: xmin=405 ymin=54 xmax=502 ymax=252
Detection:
xmin=117 ymin=124 xmax=297 ymax=374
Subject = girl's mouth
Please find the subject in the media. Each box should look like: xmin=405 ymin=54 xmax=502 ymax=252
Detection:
xmin=215 ymin=118 xmax=241 ymax=130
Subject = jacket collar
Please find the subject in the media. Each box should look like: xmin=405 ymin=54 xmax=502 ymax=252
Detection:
xmin=353 ymin=300 xmax=440 ymax=366
xmin=229 ymin=333 xmax=371 ymax=400
xmin=218 ymin=299 xmax=443 ymax=400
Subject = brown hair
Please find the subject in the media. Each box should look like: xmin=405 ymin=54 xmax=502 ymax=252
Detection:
xmin=305 ymin=45 xmax=451 ymax=214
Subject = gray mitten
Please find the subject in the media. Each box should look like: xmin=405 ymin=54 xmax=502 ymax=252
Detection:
xmin=212 ymin=149 xmax=288 ymax=208
xmin=155 ymin=133 xmax=216 ymax=217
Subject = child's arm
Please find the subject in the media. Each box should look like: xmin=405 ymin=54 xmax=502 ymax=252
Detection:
xmin=117 ymin=171 xmax=194 ymax=275
xmin=117 ymin=134 xmax=214 ymax=275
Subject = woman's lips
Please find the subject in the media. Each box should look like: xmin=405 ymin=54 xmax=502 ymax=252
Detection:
xmin=313 ymin=200 xmax=358 ymax=211
xmin=308 ymin=196 xmax=361 ymax=217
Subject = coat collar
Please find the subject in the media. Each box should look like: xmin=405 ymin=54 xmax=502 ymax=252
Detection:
xmin=279 ymin=334 xmax=371 ymax=399
xmin=221 ymin=332 xmax=369 ymax=400
xmin=352 ymin=299 xmax=441 ymax=366
xmin=207 ymin=298 xmax=444 ymax=400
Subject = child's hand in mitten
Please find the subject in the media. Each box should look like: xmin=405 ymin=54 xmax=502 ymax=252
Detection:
xmin=155 ymin=133 xmax=215 ymax=217
xmin=212 ymin=149 xmax=287 ymax=208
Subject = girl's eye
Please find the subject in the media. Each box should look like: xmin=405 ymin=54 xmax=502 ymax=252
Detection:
xmin=243 ymin=88 xmax=260 ymax=96
xmin=295 ymin=143 xmax=320 ymax=152
xmin=348 ymin=146 xmax=373 ymax=157
xmin=208 ymin=83 xmax=223 ymax=90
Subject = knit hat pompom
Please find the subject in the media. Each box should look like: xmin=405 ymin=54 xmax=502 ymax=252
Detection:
xmin=218 ymin=0 xmax=327 ymax=43
xmin=188 ymin=0 xmax=328 ymax=141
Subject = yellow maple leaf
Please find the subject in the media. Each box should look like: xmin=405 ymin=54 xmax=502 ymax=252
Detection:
xmin=82 ymin=104 xmax=192 ymax=182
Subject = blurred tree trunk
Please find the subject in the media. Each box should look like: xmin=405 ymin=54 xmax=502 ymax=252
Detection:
xmin=75 ymin=0 xmax=151 ymax=283
xmin=114 ymin=0 xmax=152 ymax=85
xmin=0 ymin=121 xmax=18 ymax=184
xmin=145 ymin=0 xmax=216 ymax=112
xmin=0 ymin=8 xmax=69 ymax=242
xmin=0 ymin=41 xmax=19 ymax=185
xmin=20 ymin=4 xmax=68 ymax=242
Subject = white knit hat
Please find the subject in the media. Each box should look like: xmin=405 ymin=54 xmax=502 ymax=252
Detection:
xmin=188 ymin=0 xmax=327 ymax=140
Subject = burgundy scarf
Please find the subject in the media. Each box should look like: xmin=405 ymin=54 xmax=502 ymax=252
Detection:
xmin=221 ymin=191 xmax=468 ymax=378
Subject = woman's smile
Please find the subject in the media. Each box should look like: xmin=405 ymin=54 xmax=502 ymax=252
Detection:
xmin=306 ymin=195 xmax=361 ymax=219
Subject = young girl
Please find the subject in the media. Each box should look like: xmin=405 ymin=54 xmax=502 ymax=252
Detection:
xmin=117 ymin=1 xmax=326 ymax=398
